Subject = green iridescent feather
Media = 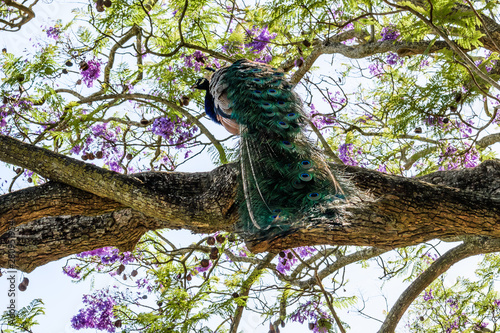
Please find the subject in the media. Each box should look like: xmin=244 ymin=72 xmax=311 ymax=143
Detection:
xmin=209 ymin=59 xmax=351 ymax=238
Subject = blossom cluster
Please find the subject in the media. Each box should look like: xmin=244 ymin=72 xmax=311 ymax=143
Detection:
xmin=290 ymin=301 xmax=331 ymax=333
xmin=151 ymin=116 xmax=198 ymax=148
xmin=71 ymin=289 xmax=117 ymax=332
xmin=379 ymin=25 xmax=400 ymax=41
xmin=338 ymin=143 xmax=361 ymax=166
xmin=46 ymin=26 xmax=61 ymax=40
xmin=81 ymin=59 xmax=102 ymax=88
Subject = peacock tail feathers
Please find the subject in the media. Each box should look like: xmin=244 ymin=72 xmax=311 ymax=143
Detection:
xmin=196 ymin=59 xmax=353 ymax=238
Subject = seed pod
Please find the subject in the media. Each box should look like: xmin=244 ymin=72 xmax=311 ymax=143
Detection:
xmin=287 ymin=252 xmax=293 ymax=259
xmin=22 ymin=277 xmax=29 ymax=286
xmin=17 ymin=74 xmax=25 ymax=82
xmin=88 ymin=152 xmax=95 ymax=160
xmin=2 ymin=48 xmax=6 ymax=53
xmin=62 ymin=69 xmax=68 ymax=74
xmin=76 ymin=79 xmax=82 ymax=85
xmin=142 ymin=295 xmax=147 ymax=299
xmin=122 ymin=274 xmax=127 ymax=280
xmin=302 ymin=39 xmax=311 ymax=47
xmin=117 ymin=264 xmax=125 ymax=275
xmin=157 ymin=300 xmax=163 ymax=307
xmin=309 ymin=323 xmax=315 ymax=330
xmin=232 ymin=292 xmax=239 ymax=298
xmin=96 ymin=151 xmax=103 ymax=159
xmin=450 ymin=105 xmax=457 ymax=112
xmin=295 ymin=58 xmax=304 ymax=68
xmin=200 ymin=259 xmax=210 ymax=268
xmin=131 ymin=270 xmax=138 ymax=277
xmin=207 ymin=237 xmax=216 ymax=245
xmin=210 ymin=252 xmax=218 ymax=260
xmin=103 ymin=0 xmax=112 ymax=7
xmin=140 ymin=118 xmax=149 ymax=125
xmin=455 ymin=93 xmax=462 ymax=104
xmin=66 ymin=60 xmax=73 ymax=67
xmin=126 ymin=153 xmax=133 ymax=160
xmin=18 ymin=283 xmax=27 ymax=292
xmin=414 ymin=127 xmax=422 ymax=134
xmin=216 ymin=234 xmax=226 ymax=243
xmin=79 ymin=61 xmax=89 ymax=71
xmin=114 ymin=320 xmax=122 ymax=328
xmin=2 ymin=96 xmax=7 ymax=104
xmin=443 ymin=117 xmax=450 ymax=124
xmin=186 ymin=274 xmax=192 ymax=281
xmin=82 ymin=154 xmax=88 ymax=161
xmin=181 ymin=96 xmax=190 ymax=106
xmin=15 ymin=167 xmax=21 ymax=174
xmin=228 ymin=233 xmax=236 ymax=242
xmin=27 ymin=177 xmax=33 ymax=183
xmin=279 ymin=251 xmax=286 ymax=258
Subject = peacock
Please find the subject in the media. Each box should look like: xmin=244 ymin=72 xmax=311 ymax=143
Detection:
xmin=193 ymin=59 xmax=350 ymax=238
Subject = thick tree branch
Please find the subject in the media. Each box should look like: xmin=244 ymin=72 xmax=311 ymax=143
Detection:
xmin=0 ymin=130 xmax=500 ymax=271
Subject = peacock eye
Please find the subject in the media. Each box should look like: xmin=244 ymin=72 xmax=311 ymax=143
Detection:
xmin=307 ymin=192 xmax=321 ymax=201
xmin=299 ymin=173 xmax=313 ymax=182
xmin=273 ymin=72 xmax=284 ymax=77
xmin=277 ymin=121 xmax=289 ymax=129
xmin=253 ymin=78 xmax=261 ymax=82
xmin=277 ymin=101 xmax=285 ymax=105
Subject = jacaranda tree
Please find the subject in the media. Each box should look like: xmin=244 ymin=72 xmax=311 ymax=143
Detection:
xmin=1 ymin=0 xmax=500 ymax=332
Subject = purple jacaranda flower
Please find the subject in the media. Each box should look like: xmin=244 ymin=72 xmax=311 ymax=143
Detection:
xmin=81 ymin=59 xmax=102 ymax=88
xmin=379 ymin=25 xmax=400 ymax=41
xmin=46 ymin=26 xmax=61 ymax=40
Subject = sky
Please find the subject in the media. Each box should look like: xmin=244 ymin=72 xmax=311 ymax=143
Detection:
xmin=0 ymin=1 xmax=494 ymax=332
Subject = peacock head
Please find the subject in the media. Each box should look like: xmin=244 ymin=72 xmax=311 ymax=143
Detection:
xmin=192 ymin=78 xmax=210 ymax=91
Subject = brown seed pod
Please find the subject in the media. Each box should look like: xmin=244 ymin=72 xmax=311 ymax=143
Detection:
xmin=65 ymin=60 xmax=73 ymax=67
xmin=15 ymin=167 xmax=21 ymax=174
xmin=96 ymin=151 xmax=103 ymax=159
xmin=209 ymin=252 xmax=218 ymax=260
xmin=206 ymin=237 xmax=216 ymax=245
xmin=2 ymin=48 xmax=6 ymax=53
xmin=142 ymin=295 xmax=147 ymax=299
xmin=88 ymin=153 xmax=95 ymax=160
xmin=27 ymin=177 xmax=32 ymax=183
xmin=131 ymin=270 xmax=138 ymax=277
xmin=114 ymin=320 xmax=122 ymax=328
xmin=82 ymin=154 xmax=88 ymax=161
xmin=79 ymin=61 xmax=89 ymax=71
xmin=414 ymin=127 xmax=422 ymax=134
xmin=232 ymin=292 xmax=239 ymax=298
xmin=216 ymin=234 xmax=226 ymax=243
xmin=123 ymin=274 xmax=127 ymax=280
xmin=126 ymin=153 xmax=133 ymax=160
xmin=450 ymin=105 xmax=458 ymax=112
xmin=287 ymin=252 xmax=293 ymax=259
xmin=76 ymin=79 xmax=82 ymax=85
xmin=302 ymin=39 xmax=311 ymax=47
xmin=140 ymin=118 xmax=149 ymax=125
xmin=181 ymin=96 xmax=190 ymax=106
xmin=279 ymin=251 xmax=286 ymax=258
xmin=22 ymin=277 xmax=29 ymax=286
xmin=200 ymin=259 xmax=210 ymax=268
xmin=62 ymin=69 xmax=68 ymax=74
xmin=117 ymin=264 xmax=125 ymax=275
xmin=186 ymin=274 xmax=192 ymax=281
xmin=228 ymin=233 xmax=236 ymax=242
xmin=2 ymin=96 xmax=7 ymax=104
xmin=103 ymin=0 xmax=112 ymax=7
xmin=309 ymin=323 xmax=315 ymax=330
xmin=295 ymin=58 xmax=304 ymax=68
xmin=443 ymin=117 xmax=450 ymax=124
xmin=18 ymin=283 xmax=27 ymax=292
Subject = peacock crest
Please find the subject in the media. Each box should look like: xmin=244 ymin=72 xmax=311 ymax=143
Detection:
xmin=194 ymin=59 xmax=354 ymax=238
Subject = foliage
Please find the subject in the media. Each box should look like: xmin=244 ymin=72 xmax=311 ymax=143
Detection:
xmin=1 ymin=0 xmax=500 ymax=331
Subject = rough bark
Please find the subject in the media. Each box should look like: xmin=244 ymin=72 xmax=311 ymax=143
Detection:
xmin=0 ymin=133 xmax=499 ymax=272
